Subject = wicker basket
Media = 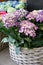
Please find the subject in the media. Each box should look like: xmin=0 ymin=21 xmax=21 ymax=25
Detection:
xmin=9 ymin=43 xmax=43 ymax=65
xmin=0 ymin=32 xmax=8 ymax=51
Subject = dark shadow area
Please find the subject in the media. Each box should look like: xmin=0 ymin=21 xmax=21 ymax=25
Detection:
xmin=27 ymin=0 xmax=43 ymax=11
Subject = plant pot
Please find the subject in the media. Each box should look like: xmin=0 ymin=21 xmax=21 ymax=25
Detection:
xmin=9 ymin=43 xmax=43 ymax=65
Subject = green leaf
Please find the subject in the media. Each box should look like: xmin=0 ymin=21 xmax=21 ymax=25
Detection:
xmin=8 ymin=36 xmax=16 ymax=44
xmin=1 ymin=36 xmax=16 ymax=44
xmin=1 ymin=37 xmax=9 ymax=43
xmin=32 ymin=38 xmax=43 ymax=48
xmin=0 ymin=21 xmax=4 ymax=27
xmin=36 ymin=23 xmax=43 ymax=30
xmin=15 ymin=47 xmax=20 ymax=55
xmin=24 ymin=37 xmax=31 ymax=42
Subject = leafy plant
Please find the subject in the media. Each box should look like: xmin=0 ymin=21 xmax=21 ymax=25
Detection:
xmin=0 ymin=9 xmax=43 ymax=49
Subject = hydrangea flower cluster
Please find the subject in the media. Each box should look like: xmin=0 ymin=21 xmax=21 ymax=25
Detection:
xmin=2 ymin=9 xmax=28 ymax=28
xmin=2 ymin=9 xmax=38 ymax=38
xmin=36 ymin=10 xmax=43 ymax=22
xmin=14 ymin=9 xmax=28 ymax=18
xmin=26 ymin=10 xmax=43 ymax=22
xmin=2 ymin=13 xmax=18 ymax=28
xmin=26 ymin=10 xmax=39 ymax=20
xmin=19 ymin=20 xmax=38 ymax=37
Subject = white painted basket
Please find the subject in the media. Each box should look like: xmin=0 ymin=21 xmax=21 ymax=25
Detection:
xmin=9 ymin=43 xmax=43 ymax=65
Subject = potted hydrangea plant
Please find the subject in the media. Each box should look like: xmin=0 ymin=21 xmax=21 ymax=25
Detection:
xmin=0 ymin=9 xmax=43 ymax=65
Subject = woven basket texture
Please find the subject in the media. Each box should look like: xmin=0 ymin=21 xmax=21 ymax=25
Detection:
xmin=9 ymin=43 xmax=43 ymax=65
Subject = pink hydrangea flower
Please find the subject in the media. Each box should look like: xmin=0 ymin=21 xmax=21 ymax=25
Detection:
xmin=2 ymin=13 xmax=18 ymax=28
xmin=14 ymin=9 xmax=28 ymax=18
xmin=36 ymin=10 xmax=43 ymax=22
xmin=26 ymin=10 xmax=38 ymax=20
xmin=26 ymin=10 xmax=43 ymax=22
xmin=19 ymin=20 xmax=38 ymax=37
